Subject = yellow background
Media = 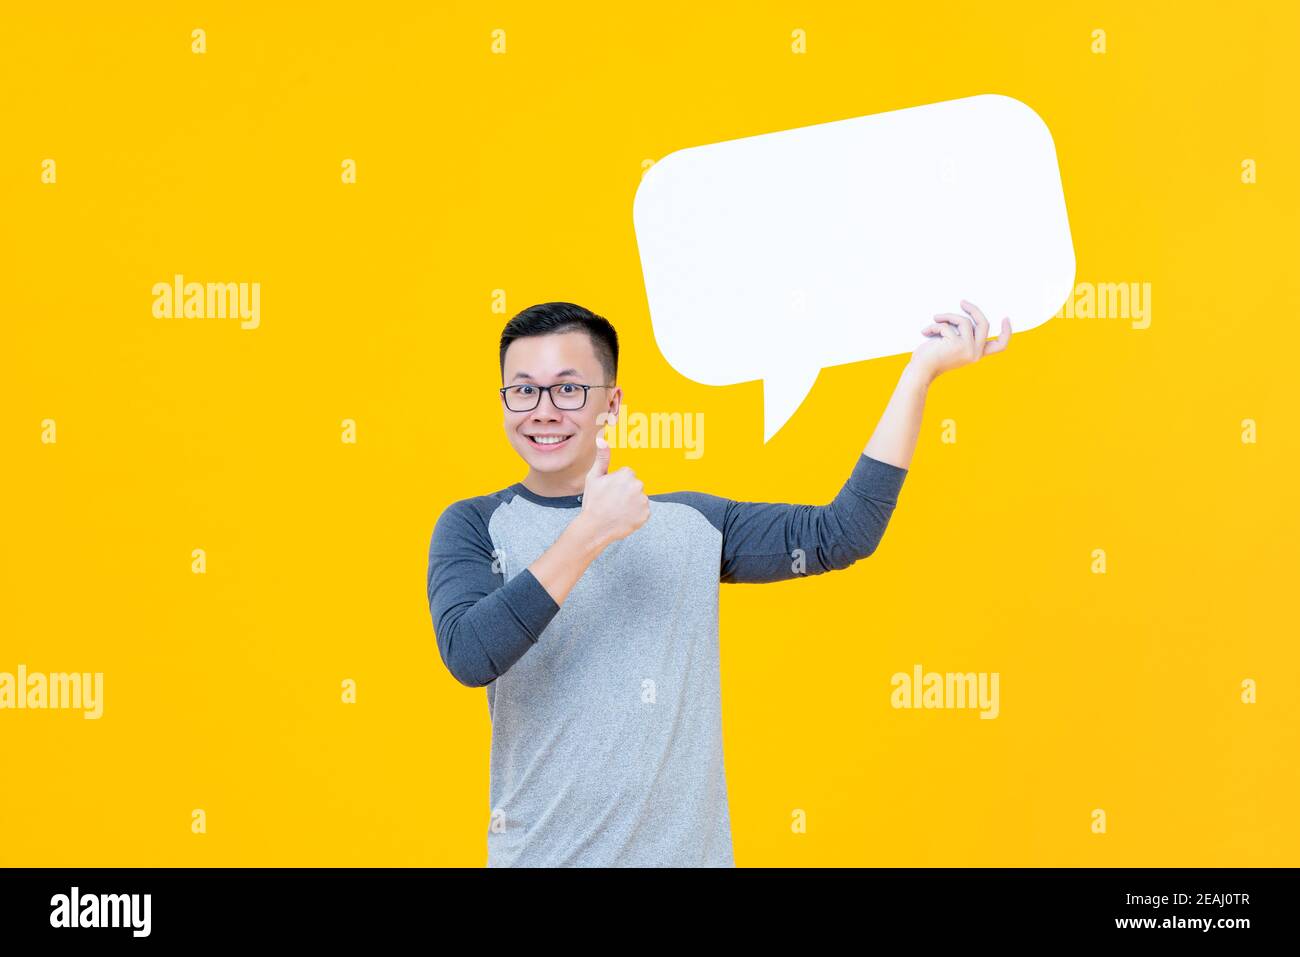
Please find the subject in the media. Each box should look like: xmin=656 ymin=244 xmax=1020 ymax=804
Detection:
xmin=2 ymin=1 xmax=1296 ymax=866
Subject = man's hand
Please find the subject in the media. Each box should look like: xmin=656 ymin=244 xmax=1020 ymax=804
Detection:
xmin=908 ymin=299 xmax=1012 ymax=383
xmin=526 ymin=424 xmax=650 ymax=606
xmin=580 ymin=425 xmax=650 ymax=546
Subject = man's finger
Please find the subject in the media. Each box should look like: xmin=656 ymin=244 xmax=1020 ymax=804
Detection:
xmin=933 ymin=313 xmax=971 ymax=336
xmin=588 ymin=425 xmax=611 ymax=479
xmin=982 ymin=317 xmax=1013 ymax=355
xmin=960 ymin=299 xmax=990 ymax=336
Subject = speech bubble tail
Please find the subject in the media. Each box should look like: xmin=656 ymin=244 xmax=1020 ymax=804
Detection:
xmin=762 ymin=369 xmax=821 ymax=444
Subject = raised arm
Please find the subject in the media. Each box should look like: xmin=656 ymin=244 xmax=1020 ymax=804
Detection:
xmin=718 ymin=452 xmax=908 ymax=583
xmin=715 ymin=295 xmax=1015 ymax=583
xmin=866 ymin=297 xmax=1014 ymax=469
xmin=714 ymin=350 xmax=930 ymax=584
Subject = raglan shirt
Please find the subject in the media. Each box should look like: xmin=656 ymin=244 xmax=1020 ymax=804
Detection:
xmin=425 ymin=452 xmax=908 ymax=867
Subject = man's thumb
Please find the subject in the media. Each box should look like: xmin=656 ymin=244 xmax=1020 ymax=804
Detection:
xmin=588 ymin=427 xmax=611 ymax=479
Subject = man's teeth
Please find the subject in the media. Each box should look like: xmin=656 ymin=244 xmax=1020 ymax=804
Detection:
xmin=531 ymin=435 xmax=571 ymax=445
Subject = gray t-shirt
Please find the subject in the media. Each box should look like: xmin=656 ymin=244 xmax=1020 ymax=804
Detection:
xmin=426 ymin=452 xmax=908 ymax=866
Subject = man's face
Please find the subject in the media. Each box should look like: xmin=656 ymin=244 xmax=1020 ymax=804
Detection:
xmin=501 ymin=331 xmax=620 ymax=477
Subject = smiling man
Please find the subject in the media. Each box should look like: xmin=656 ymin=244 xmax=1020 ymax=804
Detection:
xmin=426 ymin=299 xmax=1010 ymax=867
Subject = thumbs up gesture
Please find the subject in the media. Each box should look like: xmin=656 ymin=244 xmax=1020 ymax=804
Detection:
xmin=581 ymin=421 xmax=650 ymax=546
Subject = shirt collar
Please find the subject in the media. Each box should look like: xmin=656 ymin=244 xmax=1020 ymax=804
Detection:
xmin=509 ymin=483 xmax=584 ymax=509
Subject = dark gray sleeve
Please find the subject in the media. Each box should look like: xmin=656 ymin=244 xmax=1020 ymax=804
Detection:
xmin=720 ymin=453 xmax=908 ymax=584
xmin=426 ymin=499 xmax=560 ymax=687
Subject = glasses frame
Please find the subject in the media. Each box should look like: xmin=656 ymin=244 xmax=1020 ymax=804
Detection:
xmin=499 ymin=382 xmax=616 ymax=413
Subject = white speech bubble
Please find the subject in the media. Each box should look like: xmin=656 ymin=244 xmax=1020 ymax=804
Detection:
xmin=632 ymin=93 xmax=1076 ymax=442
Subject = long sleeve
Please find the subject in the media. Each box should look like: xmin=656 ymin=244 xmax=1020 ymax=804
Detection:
xmin=719 ymin=453 xmax=908 ymax=584
xmin=427 ymin=499 xmax=560 ymax=687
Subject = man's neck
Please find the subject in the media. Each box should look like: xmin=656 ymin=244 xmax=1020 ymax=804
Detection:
xmin=521 ymin=468 xmax=585 ymax=498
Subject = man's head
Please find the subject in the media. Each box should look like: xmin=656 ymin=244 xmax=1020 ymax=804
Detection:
xmin=499 ymin=302 xmax=621 ymax=489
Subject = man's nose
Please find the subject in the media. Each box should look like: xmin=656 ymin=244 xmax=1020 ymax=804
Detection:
xmin=531 ymin=393 xmax=564 ymax=417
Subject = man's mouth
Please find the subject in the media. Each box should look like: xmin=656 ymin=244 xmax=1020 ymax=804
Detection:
xmin=525 ymin=432 xmax=575 ymax=451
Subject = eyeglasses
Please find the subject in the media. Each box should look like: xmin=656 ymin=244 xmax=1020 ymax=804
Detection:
xmin=499 ymin=382 xmax=615 ymax=412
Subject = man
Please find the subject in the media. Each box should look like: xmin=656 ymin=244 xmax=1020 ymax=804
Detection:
xmin=426 ymin=300 xmax=1011 ymax=866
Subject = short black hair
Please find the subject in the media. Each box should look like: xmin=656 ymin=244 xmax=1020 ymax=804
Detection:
xmin=499 ymin=302 xmax=619 ymax=385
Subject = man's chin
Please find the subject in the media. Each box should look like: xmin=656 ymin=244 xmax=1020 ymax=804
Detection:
xmin=527 ymin=459 xmax=558 ymax=472
xmin=522 ymin=450 xmax=574 ymax=471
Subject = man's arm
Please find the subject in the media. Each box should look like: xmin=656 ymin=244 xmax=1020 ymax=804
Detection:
xmin=426 ymin=500 xmax=565 ymax=688
xmin=866 ymin=296 xmax=1014 ymax=469
xmin=428 ymin=435 xmax=651 ymax=687
xmin=863 ymin=361 xmax=931 ymax=470
xmin=716 ymin=294 xmax=1014 ymax=584
xmin=718 ymin=451 xmax=908 ymax=584
xmin=527 ymin=432 xmax=647 ymax=605
xmin=719 ymin=360 xmax=932 ymax=583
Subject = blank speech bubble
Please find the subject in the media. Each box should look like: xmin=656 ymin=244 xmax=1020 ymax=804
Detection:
xmin=632 ymin=93 xmax=1076 ymax=442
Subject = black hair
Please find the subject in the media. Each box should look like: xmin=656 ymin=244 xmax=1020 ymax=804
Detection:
xmin=498 ymin=302 xmax=619 ymax=385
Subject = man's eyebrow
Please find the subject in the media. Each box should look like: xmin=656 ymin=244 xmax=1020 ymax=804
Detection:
xmin=509 ymin=368 xmax=582 ymax=382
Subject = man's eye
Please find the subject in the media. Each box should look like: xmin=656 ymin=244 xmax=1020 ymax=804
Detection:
xmin=559 ymin=384 xmax=579 ymax=394
xmin=517 ymin=385 xmax=535 ymax=395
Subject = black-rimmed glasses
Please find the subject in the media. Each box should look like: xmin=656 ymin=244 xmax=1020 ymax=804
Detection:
xmin=499 ymin=383 xmax=615 ymax=412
